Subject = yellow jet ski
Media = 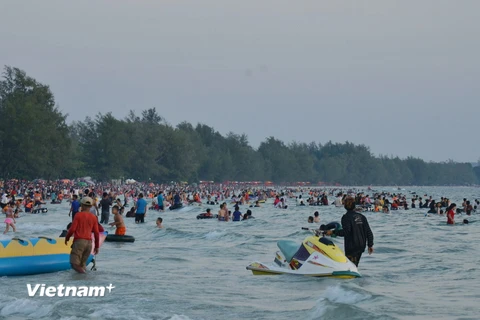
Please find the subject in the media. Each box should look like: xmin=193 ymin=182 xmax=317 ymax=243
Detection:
xmin=246 ymin=227 xmax=360 ymax=279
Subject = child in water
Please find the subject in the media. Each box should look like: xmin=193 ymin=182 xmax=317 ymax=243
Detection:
xmin=156 ymin=217 xmax=163 ymax=228
xmin=109 ymin=205 xmax=126 ymax=235
xmin=313 ymin=211 xmax=320 ymax=223
xmin=3 ymin=203 xmax=16 ymax=234
xmin=242 ymin=210 xmax=255 ymax=220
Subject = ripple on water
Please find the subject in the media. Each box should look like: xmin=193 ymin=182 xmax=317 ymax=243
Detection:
xmin=0 ymin=297 xmax=53 ymax=318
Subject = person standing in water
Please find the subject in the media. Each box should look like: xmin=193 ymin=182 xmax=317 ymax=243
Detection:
xmin=446 ymin=203 xmax=456 ymax=225
xmin=3 ymin=203 xmax=16 ymax=234
xmin=135 ymin=193 xmax=147 ymax=224
xmin=109 ymin=205 xmax=126 ymax=235
xmin=157 ymin=191 xmax=165 ymax=211
xmin=88 ymin=192 xmax=99 ymax=217
xmin=232 ymin=205 xmax=243 ymax=221
xmin=217 ymin=204 xmax=225 ymax=221
xmin=69 ymin=194 xmax=81 ymax=221
xmin=65 ymin=197 xmax=100 ymax=273
xmin=99 ymin=192 xmax=112 ymax=224
xmin=326 ymin=196 xmax=374 ymax=267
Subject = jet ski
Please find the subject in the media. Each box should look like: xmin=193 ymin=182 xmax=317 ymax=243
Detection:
xmin=246 ymin=224 xmax=360 ymax=278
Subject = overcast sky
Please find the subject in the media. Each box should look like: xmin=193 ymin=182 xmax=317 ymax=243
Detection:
xmin=1 ymin=0 xmax=479 ymax=162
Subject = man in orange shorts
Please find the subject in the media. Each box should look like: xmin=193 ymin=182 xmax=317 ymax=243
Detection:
xmin=109 ymin=205 xmax=126 ymax=235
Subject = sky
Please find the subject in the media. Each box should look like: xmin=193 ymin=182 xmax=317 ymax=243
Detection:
xmin=0 ymin=0 xmax=479 ymax=163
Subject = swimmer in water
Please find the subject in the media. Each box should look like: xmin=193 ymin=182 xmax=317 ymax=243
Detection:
xmin=242 ymin=210 xmax=254 ymax=220
xmin=204 ymin=208 xmax=212 ymax=217
xmin=307 ymin=216 xmax=314 ymax=223
xmin=313 ymin=211 xmax=320 ymax=223
xmin=156 ymin=217 xmax=163 ymax=228
xmin=447 ymin=203 xmax=456 ymax=225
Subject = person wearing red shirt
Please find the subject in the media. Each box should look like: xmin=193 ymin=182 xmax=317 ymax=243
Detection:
xmin=446 ymin=203 xmax=456 ymax=225
xmin=65 ymin=197 xmax=100 ymax=273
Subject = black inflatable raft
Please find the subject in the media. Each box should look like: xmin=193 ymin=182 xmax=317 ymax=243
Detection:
xmin=105 ymin=234 xmax=135 ymax=243
xmin=169 ymin=203 xmax=183 ymax=211
xmin=32 ymin=208 xmax=48 ymax=214
xmin=197 ymin=213 xmax=219 ymax=219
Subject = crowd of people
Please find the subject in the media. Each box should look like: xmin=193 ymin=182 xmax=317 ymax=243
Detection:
xmin=1 ymin=180 xmax=478 ymax=234
xmin=1 ymin=179 xmax=477 ymax=272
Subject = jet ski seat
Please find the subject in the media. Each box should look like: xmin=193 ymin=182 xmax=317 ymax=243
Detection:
xmin=277 ymin=240 xmax=300 ymax=263
xmin=319 ymin=237 xmax=334 ymax=246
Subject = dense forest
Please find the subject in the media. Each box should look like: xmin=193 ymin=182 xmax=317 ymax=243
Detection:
xmin=1 ymin=66 xmax=479 ymax=185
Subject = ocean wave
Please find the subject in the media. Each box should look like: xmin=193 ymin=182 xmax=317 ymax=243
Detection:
xmin=0 ymin=298 xmax=53 ymax=318
xmin=310 ymin=285 xmax=378 ymax=320
xmin=88 ymin=305 xmax=152 ymax=320
xmin=168 ymin=315 xmax=194 ymax=320
xmin=322 ymin=285 xmax=372 ymax=304
xmin=158 ymin=228 xmax=193 ymax=238
xmin=204 ymin=230 xmax=227 ymax=240
xmin=374 ymin=247 xmax=407 ymax=254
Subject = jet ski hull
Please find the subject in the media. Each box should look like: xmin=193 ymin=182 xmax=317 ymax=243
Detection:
xmin=246 ymin=235 xmax=361 ymax=278
xmin=246 ymin=262 xmax=360 ymax=278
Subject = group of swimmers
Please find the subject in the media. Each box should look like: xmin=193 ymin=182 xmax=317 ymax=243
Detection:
xmin=198 ymin=204 xmax=255 ymax=221
xmin=2 ymin=179 xmax=478 ymax=236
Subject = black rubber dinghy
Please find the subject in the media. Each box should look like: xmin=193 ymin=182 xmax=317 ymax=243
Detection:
xmin=197 ymin=213 xmax=219 ymax=219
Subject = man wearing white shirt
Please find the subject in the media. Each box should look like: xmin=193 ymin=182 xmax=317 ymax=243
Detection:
xmin=1 ymin=192 xmax=9 ymax=208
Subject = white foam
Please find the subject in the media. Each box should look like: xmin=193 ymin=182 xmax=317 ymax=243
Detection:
xmin=14 ymin=222 xmax=64 ymax=234
xmin=0 ymin=298 xmax=52 ymax=317
xmin=322 ymin=285 xmax=371 ymax=304
xmin=89 ymin=306 xmax=150 ymax=320
xmin=169 ymin=315 xmax=193 ymax=320
xmin=310 ymin=285 xmax=371 ymax=319
xmin=204 ymin=230 xmax=226 ymax=240
xmin=177 ymin=207 xmax=196 ymax=213
xmin=309 ymin=301 xmax=330 ymax=319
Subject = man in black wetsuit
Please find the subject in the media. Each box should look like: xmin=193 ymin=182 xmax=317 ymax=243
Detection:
xmin=326 ymin=196 xmax=374 ymax=267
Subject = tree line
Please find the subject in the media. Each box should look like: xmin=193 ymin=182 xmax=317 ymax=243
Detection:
xmin=1 ymin=66 xmax=479 ymax=185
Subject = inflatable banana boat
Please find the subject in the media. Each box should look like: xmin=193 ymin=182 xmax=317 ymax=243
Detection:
xmin=0 ymin=232 xmax=107 ymax=276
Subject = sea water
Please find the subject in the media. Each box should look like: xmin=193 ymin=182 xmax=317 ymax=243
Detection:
xmin=0 ymin=186 xmax=479 ymax=320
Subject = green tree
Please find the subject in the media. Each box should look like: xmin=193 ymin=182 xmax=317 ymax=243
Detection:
xmin=0 ymin=66 xmax=72 ymax=179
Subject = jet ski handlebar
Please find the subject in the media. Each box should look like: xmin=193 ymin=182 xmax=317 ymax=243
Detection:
xmin=301 ymin=227 xmax=324 ymax=237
